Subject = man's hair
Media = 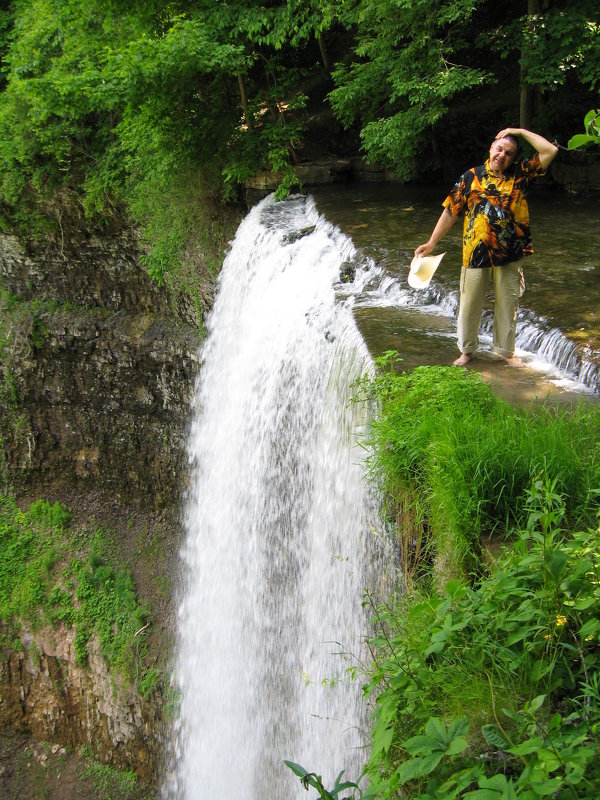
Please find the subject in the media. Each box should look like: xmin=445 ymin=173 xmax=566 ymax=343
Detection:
xmin=494 ymin=133 xmax=520 ymax=156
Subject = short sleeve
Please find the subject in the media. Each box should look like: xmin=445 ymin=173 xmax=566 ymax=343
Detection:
xmin=521 ymin=152 xmax=544 ymax=180
xmin=442 ymin=174 xmax=467 ymax=217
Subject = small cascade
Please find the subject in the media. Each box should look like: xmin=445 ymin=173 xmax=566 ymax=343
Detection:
xmin=165 ymin=195 xmax=387 ymax=800
xmin=352 ymin=263 xmax=599 ymax=394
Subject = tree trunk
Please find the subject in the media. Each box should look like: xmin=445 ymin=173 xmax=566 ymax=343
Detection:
xmin=237 ymin=71 xmax=251 ymax=129
xmin=520 ymin=0 xmax=542 ymax=128
xmin=318 ymin=33 xmax=331 ymax=72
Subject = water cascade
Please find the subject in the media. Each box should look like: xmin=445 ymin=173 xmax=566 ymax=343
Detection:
xmin=166 ymin=195 xmax=387 ymax=799
xmin=352 ymin=266 xmax=599 ymax=394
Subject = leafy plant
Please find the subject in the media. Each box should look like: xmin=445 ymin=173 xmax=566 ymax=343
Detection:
xmin=354 ymin=443 xmax=600 ymax=799
xmin=285 ymin=760 xmax=362 ymax=799
xmin=568 ymin=109 xmax=600 ymax=150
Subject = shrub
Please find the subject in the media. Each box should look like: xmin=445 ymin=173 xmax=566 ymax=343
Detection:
xmin=361 ymin=502 xmax=600 ymax=799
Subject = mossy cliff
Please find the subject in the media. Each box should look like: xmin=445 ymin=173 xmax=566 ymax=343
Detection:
xmin=0 ymin=217 xmax=234 ymax=795
xmin=0 ymin=226 xmax=206 ymax=508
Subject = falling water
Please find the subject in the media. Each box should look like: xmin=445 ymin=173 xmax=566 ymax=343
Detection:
xmin=165 ymin=195 xmax=387 ymax=799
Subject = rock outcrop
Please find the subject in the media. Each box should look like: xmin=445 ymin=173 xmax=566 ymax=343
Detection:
xmin=0 ymin=227 xmax=203 ymax=508
xmin=0 ymin=222 xmax=207 ymax=790
xmin=0 ymin=623 xmax=161 ymax=783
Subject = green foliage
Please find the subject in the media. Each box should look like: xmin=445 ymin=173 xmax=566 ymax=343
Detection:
xmin=568 ymin=109 xmax=600 ymax=150
xmin=79 ymin=745 xmax=149 ymax=800
xmin=329 ymin=0 xmax=492 ymax=176
xmin=354 ymin=360 xmax=600 ymax=578
xmin=0 ymin=0 xmax=598 ymax=275
xmin=0 ymin=0 xmax=317 ymax=247
xmin=338 ymin=363 xmax=600 ymax=799
xmin=0 ymin=497 xmax=67 ymax=635
xmin=72 ymin=530 xmax=150 ymax=679
xmin=0 ymin=495 xmax=154 ymax=689
xmin=361 ymin=508 xmax=600 ymax=799
xmin=496 ymin=3 xmax=600 ymax=94
xmin=130 ymin=163 xmax=238 ymax=290
xmin=285 ymin=760 xmax=362 ymax=799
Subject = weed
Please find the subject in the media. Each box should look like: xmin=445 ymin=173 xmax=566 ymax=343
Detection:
xmin=78 ymin=746 xmax=150 ymax=800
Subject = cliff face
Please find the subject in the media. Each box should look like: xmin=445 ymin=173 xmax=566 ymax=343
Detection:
xmin=0 ymin=623 xmax=161 ymax=784
xmin=0 ymin=228 xmax=203 ymax=508
xmin=0 ymin=223 xmax=209 ymax=791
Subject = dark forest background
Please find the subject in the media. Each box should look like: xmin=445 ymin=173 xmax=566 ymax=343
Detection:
xmin=0 ymin=0 xmax=598 ymax=279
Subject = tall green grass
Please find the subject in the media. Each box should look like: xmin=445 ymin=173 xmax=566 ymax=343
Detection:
xmin=288 ymin=363 xmax=600 ymax=799
xmin=355 ymin=359 xmax=600 ymax=579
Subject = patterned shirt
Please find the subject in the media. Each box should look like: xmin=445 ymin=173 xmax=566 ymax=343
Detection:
xmin=442 ymin=154 xmax=545 ymax=269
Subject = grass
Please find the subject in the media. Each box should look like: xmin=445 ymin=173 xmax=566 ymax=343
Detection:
xmin=354 ymin=357 xmax=600 ymax=581
xmin=79 ymin=746 xmax=151 ymax=800
xmin=327 ymin=361 xmax=600 ymax=800
xmin=0 ymin=496 xmax=153 ymax=688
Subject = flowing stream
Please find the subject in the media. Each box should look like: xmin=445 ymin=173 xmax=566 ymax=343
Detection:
xmin=313 ymin=183 xmax=600 ymax=396
xmin=166 ymin=194 xmax=389 ymax=799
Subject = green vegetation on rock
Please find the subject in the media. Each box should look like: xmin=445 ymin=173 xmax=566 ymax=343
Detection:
xmin=0 ymin=495 xmax=153 ymax=690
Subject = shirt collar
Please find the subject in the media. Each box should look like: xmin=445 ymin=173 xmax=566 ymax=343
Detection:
xmin=484 ymin=158 xmax=514 ymax=182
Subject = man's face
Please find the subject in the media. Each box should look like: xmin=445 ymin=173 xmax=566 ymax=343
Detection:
xmin=489 ymin=137 xmax=517 ymax=174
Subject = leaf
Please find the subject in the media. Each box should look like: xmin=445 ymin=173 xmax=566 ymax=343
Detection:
xmin=578 ymin=617 xmax=600 ymax=638
xmin=507 ymin=736 xmax=544 ymax=756
xmin=465 ymin=773 xmax=519 ymax=799
xmin=371 ymin=724 xmax=395 ymax=757
xmin=425 ymin=716 xmax=450 ymax=746
xmin=446 ymin=736 xmax=470 ymax=757
xmin=481 ymin=724 xmax=510 ymax=750
xmin=447 ymin=717 xmax=469 ymax=739
xmin=544 ymin=551 xmax=568 ymax=583
xmin=284 ymin=760 xmax=309 ymax=778
xmin=573 ymin=597 xmax=598 ymax=611
xmin=567 ymin=133 xmax=596 ymax=150
xmin=397 ymin=751 xmax=444 ymax=783
xmin=525 ymin=694 xmax=546 ymax=713
xmin=404 ymin=734 xmax=435 ymax=756
xmin=445 ymin=579 xmax=468 ymax=600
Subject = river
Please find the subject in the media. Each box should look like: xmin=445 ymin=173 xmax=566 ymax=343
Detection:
xmin=313 ymin=182 xmax=600 ymax=401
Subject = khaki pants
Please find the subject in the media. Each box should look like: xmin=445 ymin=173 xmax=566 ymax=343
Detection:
xmin=457 ymin=263 xmax=523 ymax=358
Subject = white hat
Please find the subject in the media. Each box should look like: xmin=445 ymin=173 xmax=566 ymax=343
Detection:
xmin=408 ymin=253 xmax=446 ymax=289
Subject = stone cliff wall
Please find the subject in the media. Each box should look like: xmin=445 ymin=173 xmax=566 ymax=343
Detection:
xmin=0 ymin=222 xmax=209 ymax=791
xmin=0 ymin=227 xmax=204 ymax=509
xmin=0 ymin=623 xmax=162 ymax=783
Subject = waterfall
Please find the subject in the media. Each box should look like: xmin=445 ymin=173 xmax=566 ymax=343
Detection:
xmin=165 ymin=194 xmax=386 ymax=799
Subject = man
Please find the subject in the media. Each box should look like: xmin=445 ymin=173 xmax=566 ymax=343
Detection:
xmin=414 ymin=128 xmax=558 ymax=366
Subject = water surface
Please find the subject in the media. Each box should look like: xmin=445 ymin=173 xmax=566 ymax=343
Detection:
xmin=313 ymin=182 xmax=600 ymax=396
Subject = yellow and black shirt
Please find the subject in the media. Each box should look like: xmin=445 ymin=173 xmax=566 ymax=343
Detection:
xmin=442 ymin=154 xmax=545 ymax=269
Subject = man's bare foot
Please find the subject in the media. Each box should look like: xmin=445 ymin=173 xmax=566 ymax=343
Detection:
xmin=500 ymin=355 xmax=522 ymax=367
xmin=453 ymin=353 xmax=472 ymax=366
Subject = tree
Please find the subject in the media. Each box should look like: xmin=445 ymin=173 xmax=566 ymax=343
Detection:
xmin=328 ymin=0 xmax=600 ymax=177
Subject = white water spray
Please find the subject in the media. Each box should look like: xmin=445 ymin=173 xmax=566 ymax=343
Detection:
xmin=166 ymin=195 xmax=386 ymax=799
